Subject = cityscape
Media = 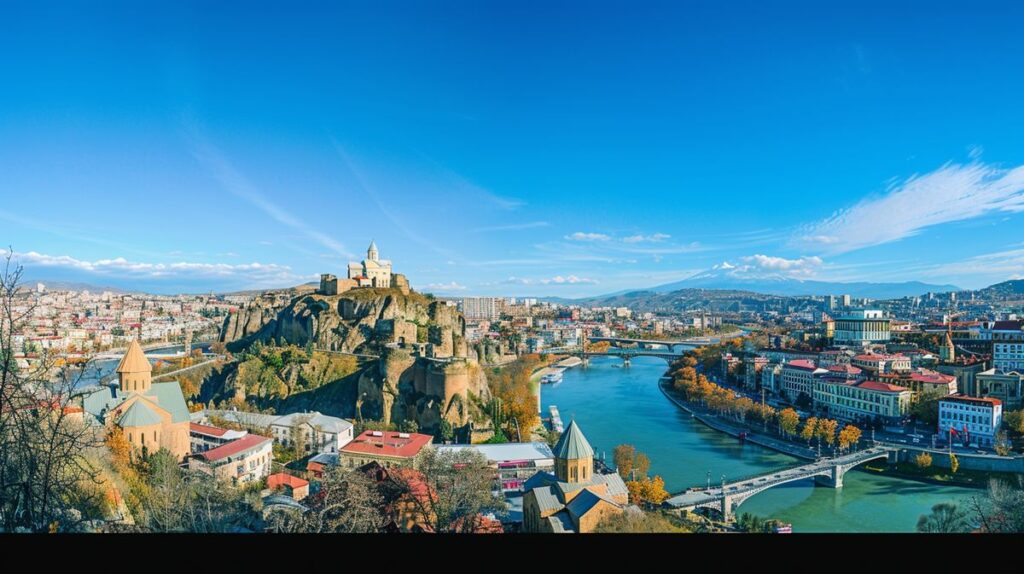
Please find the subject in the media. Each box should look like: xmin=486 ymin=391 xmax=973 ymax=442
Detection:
xmin=2 ymin=0 xmax=1024 ymax=544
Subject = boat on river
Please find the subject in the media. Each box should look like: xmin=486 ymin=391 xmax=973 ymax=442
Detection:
xmin=540 ymin=370 xmax=564 ymax=384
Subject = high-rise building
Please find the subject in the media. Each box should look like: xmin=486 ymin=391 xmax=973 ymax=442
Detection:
xmin=841 ymin=294 xmax=851 ymax=307
xmin=462 ymin=297 xmax=500 ymax=321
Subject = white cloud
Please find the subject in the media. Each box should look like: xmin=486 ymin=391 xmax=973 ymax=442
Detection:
xmin=796 ymin=161 xmax=1024 ymax=254
xmin=502 ymin=275 xmax=598 ymax=285
xmin=623 ymin=233 xmax=671 ymax=243
xmin=698 ymin=254 xmax=824 ymax=280
xmin=917 ymin=247 xmax=1024 ymax=285
xmin=420 ymin=281 xmax=467 ymax=292
xmin=4 ymin=249 xmax=304 ymax=286
xmin=565 ymin=232 xmax=611 ymax=242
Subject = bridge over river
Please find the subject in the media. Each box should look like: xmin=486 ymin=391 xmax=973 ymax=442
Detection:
xmin=665 ymin=447 xmax=894 ymax=520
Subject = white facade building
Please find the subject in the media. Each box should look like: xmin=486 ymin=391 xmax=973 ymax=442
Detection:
xmin=938 ymin=395 xmax=1003 ymax=448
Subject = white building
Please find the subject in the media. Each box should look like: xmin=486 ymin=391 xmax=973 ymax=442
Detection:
xmin=779 ymin=360 xmax=828 ymax=403
xmin=270 ymin=411 xmax=354 ymax=455
xmin=989 ymin=320 xmax=1024 ymax=373
xmin=938 ymin=395 xmax=1003 ymax=448
xmin=833 ymin=309 xmax=890 ymax=347
xmin=463 ymin=297 xmax=501 ymax=321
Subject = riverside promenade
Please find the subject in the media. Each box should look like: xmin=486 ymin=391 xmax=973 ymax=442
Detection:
xmin=658 ymin=378 xmax=817 ymax=461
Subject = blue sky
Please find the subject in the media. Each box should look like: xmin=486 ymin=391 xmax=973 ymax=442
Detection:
xmin=3 ymin=1 xmax=1024 ymax=296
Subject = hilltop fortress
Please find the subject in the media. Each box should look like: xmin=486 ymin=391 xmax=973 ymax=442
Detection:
xmin=218 ymin=241 xmax=487 ymax=434
xmin=319 ymin=240 xmax=410 ymax=296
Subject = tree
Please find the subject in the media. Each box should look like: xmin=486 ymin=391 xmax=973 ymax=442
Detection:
xmin=1004 ymin=410 xmax=1024 ymax=435
xmin=966 ymin=476 xmax=1024 ymax=533
xmin=634 ymin=453 xmax=651 ymax=478
xmin=994 ymin=431 xmax=1012 ymax=456
xmin=949 ymin=453 xmax=960 ymax=474
xmin=400 ymin=448 xmax=505 ymax=533
xmin=916 ymin=502 xmax=971 ymax=533
xmin=285 ymin=465 xmax=388 ymax=533
xmin=817 ymin=418 xmax=838 ymax=447
xmin=0 ymin=251 xmax=104 ymax=532
xmin=778 ymin=408 xmax=800 ymax=438
xmin=795 ymin=392 xmax=813 ymax=410
xmin=837 ymin=424 xmax=862 ymax=452
xmin=438 ymin=419 xmax=454 ymax=443
xmin=613 ymin=444 xmax=636 ymax=480
xmin=594 ymin=508 xmax=690 ymax=533
xmin=914 ymin=452 xmax=933 ymax=469
xmin=800 ymin=417 xmax=819 ymax=444
xmin=639 ymin=475 xmax=669 ymax=505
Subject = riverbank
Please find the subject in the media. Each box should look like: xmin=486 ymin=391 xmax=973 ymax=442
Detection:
xmin=657 ymin=379 xmax=816 ymax=461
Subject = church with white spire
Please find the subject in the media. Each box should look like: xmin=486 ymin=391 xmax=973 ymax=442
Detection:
xmin=347 ymin=239 xmax=393 ymax=288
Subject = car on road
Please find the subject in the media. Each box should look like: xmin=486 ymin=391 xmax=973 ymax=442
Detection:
xmin=912 ymin=438 xmax=921 ymax=443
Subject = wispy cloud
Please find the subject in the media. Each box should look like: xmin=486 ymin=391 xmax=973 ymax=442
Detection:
xmin=914 ymin=247 xmax=1024 ymax=287
xmin=420 ymin=281 xmax=467 ymax=292
xmin=622 ymin=233 xmax=671 ymax=243
xmin=474 ymin=221 xmax=550 ymax=232
xmin=183 ymin=120 xmax=352 ymax=259
xmin=332 ymin=140 xmax=457 ymax=259
xmin=565 ymin=231 xmax=611 ymax=242
xmin=498 ymin=275 xmax=598 ymax=285
xmin=699 ymin=254 xmax=825 ymax=280
xmin=4 ymin=249 xmax=304 ymax=286
xmin=796 ymin=161 xmax=1024 ymax=254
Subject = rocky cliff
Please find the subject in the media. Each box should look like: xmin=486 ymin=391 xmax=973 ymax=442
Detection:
xmin=218 ymin=287 xmax=490 ymax=432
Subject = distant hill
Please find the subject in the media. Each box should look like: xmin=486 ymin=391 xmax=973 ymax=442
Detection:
xmin=977 ymin=279 xmax=1024 ymax=298
xmin=645 ymin=265 xmax=960 ymax=300
xmin=20 ymin=279 xmax=131 ymax=294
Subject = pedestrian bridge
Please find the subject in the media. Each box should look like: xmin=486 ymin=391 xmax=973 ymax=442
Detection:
xmin=665 ymin=447 xmax=894 ymax=520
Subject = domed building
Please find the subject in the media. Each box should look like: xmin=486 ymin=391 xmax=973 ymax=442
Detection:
xmin=83 ymin=339 xmax=191 ymax=461
xmin=521 ymin=420 xmax=629 ymax=533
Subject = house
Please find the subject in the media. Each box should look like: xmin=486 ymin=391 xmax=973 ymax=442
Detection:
xmin=337 ymin=430 xmax=433 ymax=469
xmin=266 ymin=472 xmax=310 ymax=501
xmin=189 ymin=433 xmax=274 ymax=486
xmin=189 ymin=422 xmax=248 ymax=453
xmin=270 ymin=411 xmax=354 ymax=455
xmin=521 ymin=421 xmax=629 ymax=533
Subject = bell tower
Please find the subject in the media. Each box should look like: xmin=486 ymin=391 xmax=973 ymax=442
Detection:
xmin=553 ymin=420 xmax=595 ymax=483
xmin=367 ymin=239 xmax=379 ymax=262
xmin=117 ymin=338 xmax=153 ymax=393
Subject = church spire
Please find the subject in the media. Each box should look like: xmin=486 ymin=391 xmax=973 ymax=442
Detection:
xmin=117 ymin=338 xmax=153 ymax=393
xmin=367 ymin=239 xmax=379 ymax=262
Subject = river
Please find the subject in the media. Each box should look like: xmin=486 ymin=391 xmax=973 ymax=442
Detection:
xmin=541 ymin=355 xmax=978 ymax=532
xmin=71 ymin=342 xmax=213 ymax=389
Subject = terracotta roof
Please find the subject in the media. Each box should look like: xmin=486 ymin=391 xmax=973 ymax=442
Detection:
xmin=828 ymin=364 xmax=862 ymax=374
xmin=855 ymin=380 xmax=908 ymax=393
xmin=785 ymin=359 xmax=817 ymax=370
xmin=341 ymin=430 xmax=433 ymax=459
xmin=941 ymin=394 xmax=1002 ymax=407
xmin=909 ymin=370 xmax=956 ymax=384
xmin=116 ymin=339 xmax=151 ymax=373
xmin=267 ymin=472 xmax=309 ymax=490
xmin=197 ymin=434 xmax=271 ymax=462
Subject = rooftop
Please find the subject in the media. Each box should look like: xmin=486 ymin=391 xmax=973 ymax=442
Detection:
xmin=941 ymin=394 xmax=1002 ymax=407
xmin=197 ymin=434 xmax=272 ymax=463
xmin=340 ymin=430 xmax=433 ymax=459
xmin=267 ymin=472 xmax=309 ymax=490
xmin=436 ymin=442 xmax=554 ymax=463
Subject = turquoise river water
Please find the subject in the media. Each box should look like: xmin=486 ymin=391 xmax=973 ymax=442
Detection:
xmin=540 ymin=355 xmax=978 ymax=532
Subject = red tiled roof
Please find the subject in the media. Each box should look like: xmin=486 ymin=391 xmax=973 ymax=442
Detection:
xmin=267 ymin=472 xmax=309 ymax=490
xmin=785 ymin=359 xmax=817 ymax=370
xmin=190 ymin=422 xmax=229 ymax=437
xmin=197 ymin=434 xmax=271 ymax=462
xmin=941 ymin=394 xmax=1002 ymax=407
xmin=855 ymin=380 xmax=908 ymax=393
xmin=909 ymin=370 xmax=956 ymax=384
xmin=828 ymin=364 xmax=862 ymax=374
xmin=341 ymin=430 xmax=433 ymax=459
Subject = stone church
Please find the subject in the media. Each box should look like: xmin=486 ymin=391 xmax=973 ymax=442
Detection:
xmin=348 ymin=240 xmax=392 ymax=288
xmin=83 ymin=339 xmax=191 ymax=461
xmin=521 ymin=420 xmax=629 ymax=533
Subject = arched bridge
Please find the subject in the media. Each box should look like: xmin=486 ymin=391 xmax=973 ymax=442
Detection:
xmin=587 ymin=336 xmax=715 ymax=353
xmin=539 ymin=346 xmax=681 ymax=364
xmin=665 ymin=447 xmax=894 ymax=520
